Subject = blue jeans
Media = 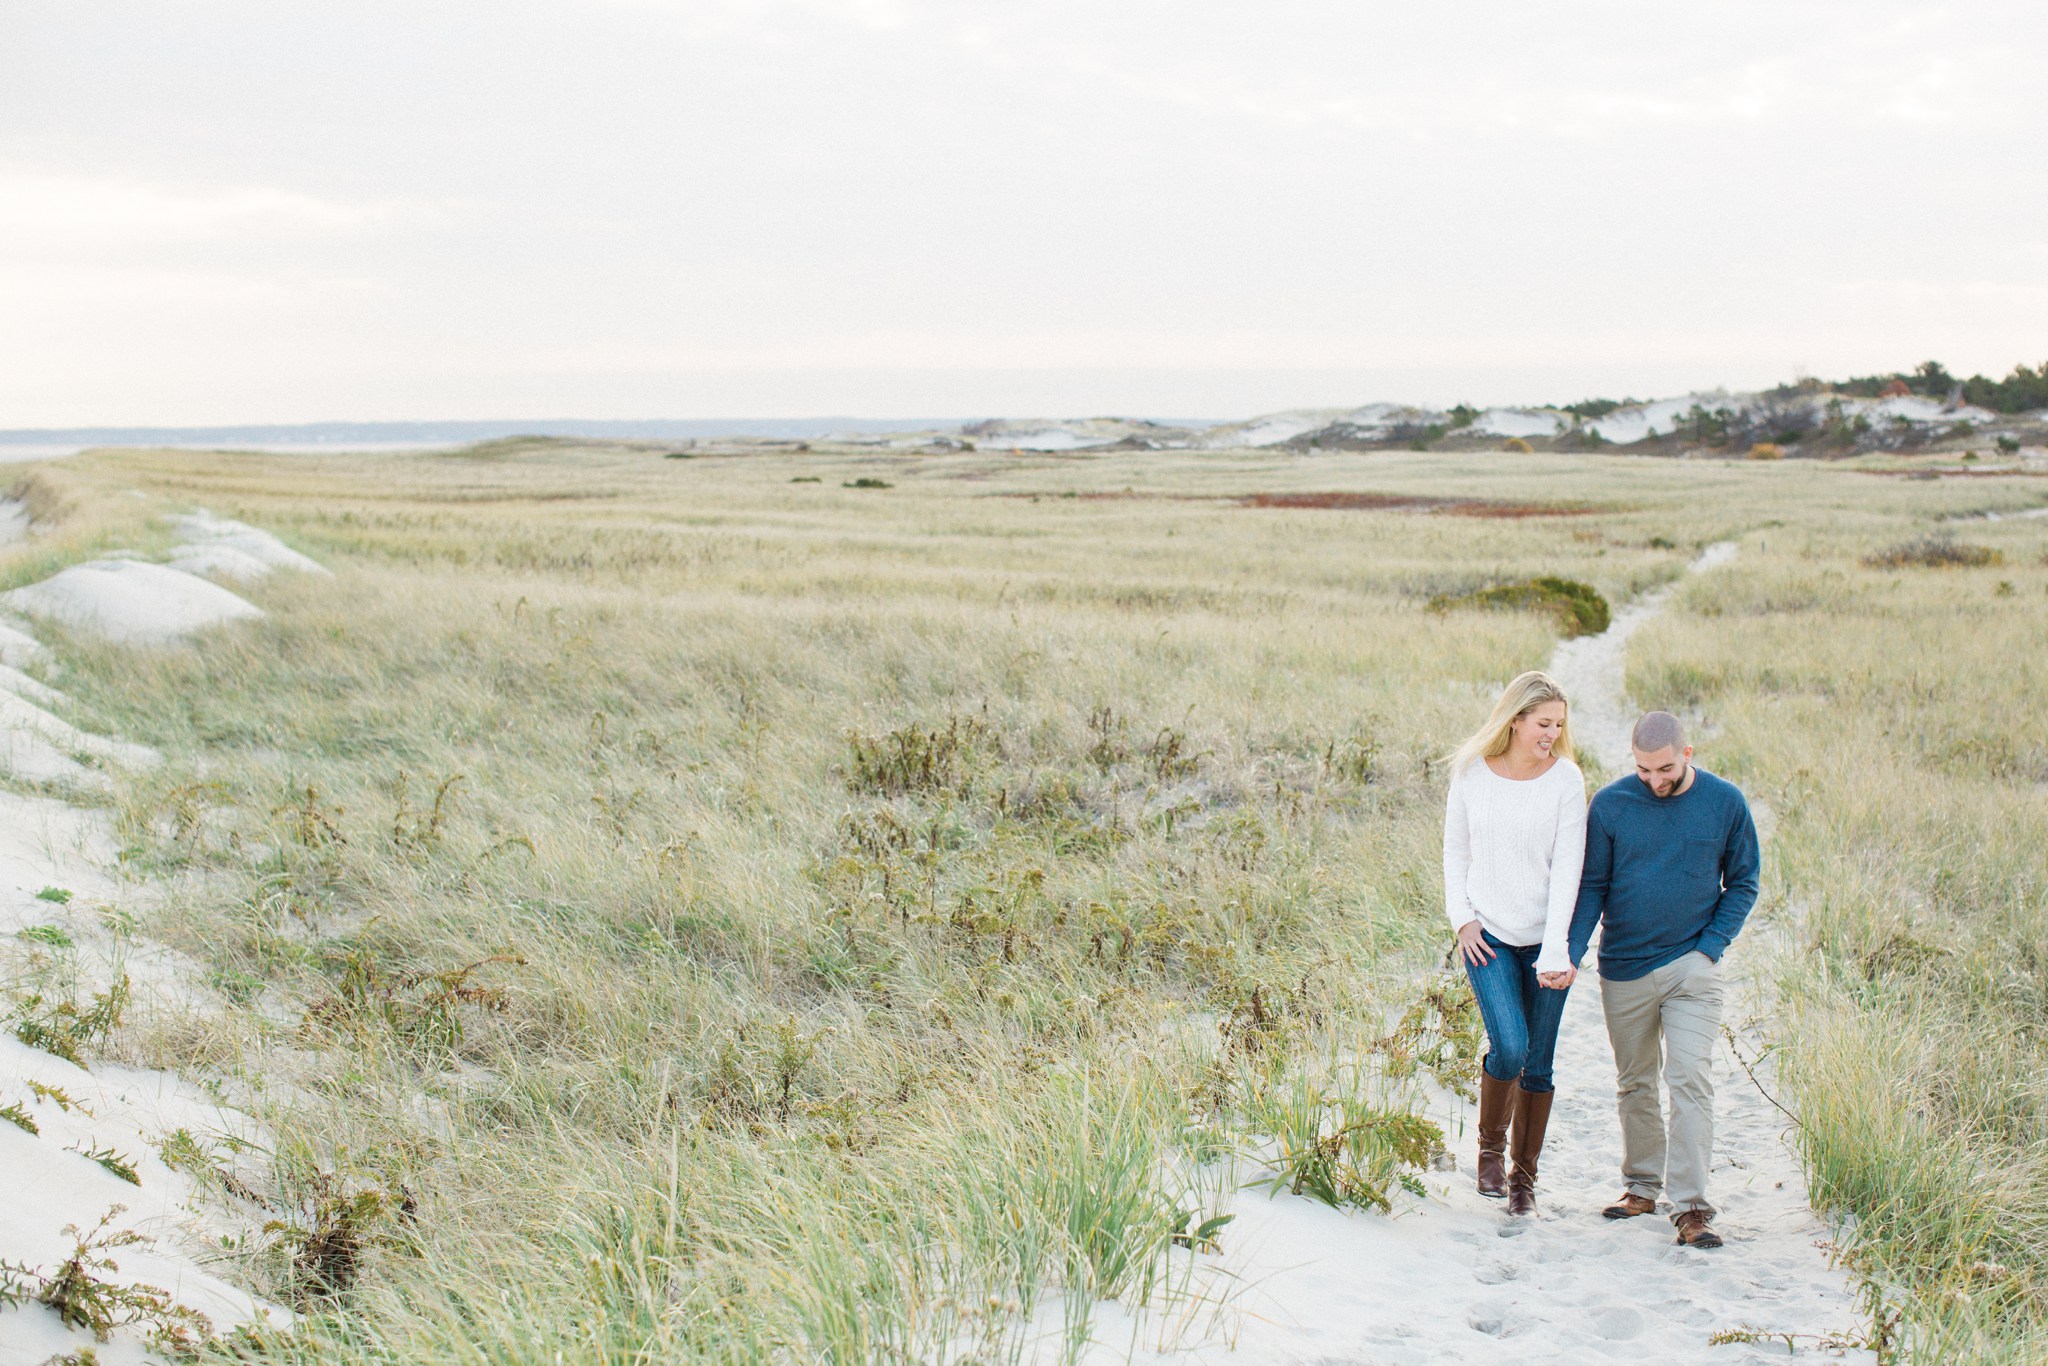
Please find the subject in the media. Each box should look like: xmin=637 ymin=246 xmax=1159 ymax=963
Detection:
xmin=1463 ymin=930 xmax=1570 ymax=1093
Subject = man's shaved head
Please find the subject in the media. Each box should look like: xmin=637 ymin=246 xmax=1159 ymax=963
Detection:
xmin=1631 ymin=711 xmax=1695 ymax=797
xmin=1632 ymin=711 xmax=1687 ymax=755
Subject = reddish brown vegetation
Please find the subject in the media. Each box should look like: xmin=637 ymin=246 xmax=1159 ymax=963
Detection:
xmin=1858 ymin=468 xmax=2048 ymax=480
xmin=1236 ymin=492 xmax=1596 ymax=518
xmin=991 ymin=490 xmax=1599 ymax=515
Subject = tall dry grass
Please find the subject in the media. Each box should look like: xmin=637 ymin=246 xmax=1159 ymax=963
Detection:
xmin=7 ymin=442 xmax=1693 ymax=1360
xmin=6 ymin=442 xmax=2040 ymax=1359
xmin=1633 ymin=494 xmax=2048 ymax=1361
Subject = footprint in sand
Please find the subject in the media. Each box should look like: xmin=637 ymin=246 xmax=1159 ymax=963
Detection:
xmin=1592 ymin=1306 xmax=1645 ymax=1339
xmin=1466 ymin=1300 xmax=1519 ymax=1336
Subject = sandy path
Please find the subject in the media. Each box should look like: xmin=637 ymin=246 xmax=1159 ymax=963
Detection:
xmin=1548 ymin=542 xmax=1737 ymax=778
xmin=1070 ymin=541 xmax=1871 ymax=1365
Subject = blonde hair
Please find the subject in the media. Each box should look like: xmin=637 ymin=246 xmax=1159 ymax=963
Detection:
xmin=1448 ymin=670 xmax=1573 ymax=776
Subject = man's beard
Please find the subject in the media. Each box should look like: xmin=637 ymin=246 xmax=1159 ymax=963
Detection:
xmin=1650 ymin=765 xmax=1690 ymax=797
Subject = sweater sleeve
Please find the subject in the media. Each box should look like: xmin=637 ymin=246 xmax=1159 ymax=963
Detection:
xmin=1568 ymin=795 xmax=1610 ymax=967
xmin=1696 ymin=795 xmax=1761 ymax=962
xmin=1535 ymin=776 xmax=1587 ymax=973
xmin=1442 ymin=771 xmax=1478 ymax=933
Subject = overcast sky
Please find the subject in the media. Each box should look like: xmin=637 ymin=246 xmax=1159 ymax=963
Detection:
xmin=3 ymin=1 xmax=2043 ymax=425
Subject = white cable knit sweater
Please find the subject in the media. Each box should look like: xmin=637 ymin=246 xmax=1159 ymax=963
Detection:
xmin=1442 ymin=756 xmax=1588 ymax=973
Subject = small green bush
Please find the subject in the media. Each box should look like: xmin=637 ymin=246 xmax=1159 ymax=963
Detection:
xmin=10 ymin=976 xmax=130 ymax=1066
xmin=1995 ymin=435 xmax=2021 ymax=455
xmin=1864 ymin=537 xmax=2002 ymax=569
xmin=843 ymin=477 xmax=893 ymax=490
xmin=1429 ymin=576 xmax=1611 ymax=637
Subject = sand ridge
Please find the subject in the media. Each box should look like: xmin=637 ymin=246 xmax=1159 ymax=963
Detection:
xmin=0 ymin=504 xmax=320 ymax=1357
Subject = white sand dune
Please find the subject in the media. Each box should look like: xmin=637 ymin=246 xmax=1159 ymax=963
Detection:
xmin=0 ymin=505 xmax=326 ymax=648
xmin=166 ymin=512 xmax=332 ymax=578
xmin=0 ymin=514 xmax=322 ymax=1354
xmin=0 ymin=619 xmax=45 ymax=668
xmin=1470 ymin=408 xmax=1564 ymax=439
xmin=0 ymin=1037 xmax=284 ymax=1364
xmin=0 ymin=689 xmax=160 ymax=772
xmin=1059 ymin=541 xmax=1870 ymax=1365
xmin=1198 ymin=411 xmax=1346 ymax=449
xmin=0 ymin=662 xmax=64 ymax=709
xmin=0 ymin=792 xmax=286 ymax=1360
xmin=2 ymin=559 xmax=265 ymax=646
xmin=0 ymin=685 xmax=161 ymax=790
xmin=166 ymin=543 xmax=285 ymax=582
xmin=0 ymin=617 xmax=163 ymax=790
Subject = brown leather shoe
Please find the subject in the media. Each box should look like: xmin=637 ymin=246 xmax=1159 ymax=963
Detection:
xmin=1674 ymin=1209 xmax=1723 ymax=1248
xmin=1602 ymin=1192 xmax=1657 ymax=1220
xmin=1476 ymin=1072 xmax=1514 ymax=1198
xmin=1506 ymin=1085 xmax=1554 ymax=1216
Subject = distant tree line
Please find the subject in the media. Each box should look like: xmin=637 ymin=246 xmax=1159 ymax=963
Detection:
xmin=1552 ymin=358 xmax=2046 ymax=420
xmin=1779 ymin=358 xmax=2048 ymax=413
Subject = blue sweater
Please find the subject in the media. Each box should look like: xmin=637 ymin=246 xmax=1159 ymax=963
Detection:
xmin=1568 ymin=767 xmax=1760 ymax=981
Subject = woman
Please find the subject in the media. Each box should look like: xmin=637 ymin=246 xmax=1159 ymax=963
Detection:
xmin=1442 ymin=670 xmax=1586 ymax=1216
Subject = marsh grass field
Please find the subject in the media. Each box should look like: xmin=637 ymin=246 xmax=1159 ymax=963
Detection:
xmin=6 ymin=440 xmax=2047 ymax=1361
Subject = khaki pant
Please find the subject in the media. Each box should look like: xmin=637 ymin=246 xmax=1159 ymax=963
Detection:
xmin=1599 ymin=950 xmax=1724 ymax=1216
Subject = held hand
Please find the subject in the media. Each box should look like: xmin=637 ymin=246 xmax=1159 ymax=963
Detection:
xmin=1455 ymin=921 xmax=1495 ymax=966
xmin=1538 ymin=967 xmax=1577 ymax=990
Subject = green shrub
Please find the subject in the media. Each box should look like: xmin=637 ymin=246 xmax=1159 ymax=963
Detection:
xmin=6 ymin=1206 xmax=212 ymax=1345
xmin=843 ymin=714 xmax=995 ymax=796
xmin=1864 ymin=537 xmax=2002 ymax=569
xmin=1429 ymin=576 xmax=1611 ymax=637
xmin=1243 ymin=1067 xmax=1442 ymax=1214
xmin=10 ymin=976 xmax=130 ymax=1066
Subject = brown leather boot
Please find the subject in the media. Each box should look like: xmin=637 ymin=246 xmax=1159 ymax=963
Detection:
xmin=1476 ymin=1072 xmax=1515 ymax=1198
xmin=1602 ymin=1192 xmax=1657 ymax=1220
xmin=1673 ymin=1209 xmax=1723 ymax=1249
xmin=1506 ymin=1085 xmax=1554 ymax=1216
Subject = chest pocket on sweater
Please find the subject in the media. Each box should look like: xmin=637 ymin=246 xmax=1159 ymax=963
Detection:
xmin=1685 ymin=837 xmax=1721 ymax=887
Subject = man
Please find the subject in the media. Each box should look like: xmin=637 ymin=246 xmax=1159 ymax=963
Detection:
xmin=1558 ymin=711 xmax=1760 ymax=1249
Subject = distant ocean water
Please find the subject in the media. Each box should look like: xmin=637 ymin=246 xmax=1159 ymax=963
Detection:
xmin=0 ymin=417 xmax=972 ymax=460
xmin=0 ymin=415 xmax=1234 ymax=460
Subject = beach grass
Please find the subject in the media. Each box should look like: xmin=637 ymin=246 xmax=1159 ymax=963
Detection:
xmin=5 ymin=441 xmax=2044 ymax=1360
xmin=1632 ymin=494 xmax=2048 ymax=1361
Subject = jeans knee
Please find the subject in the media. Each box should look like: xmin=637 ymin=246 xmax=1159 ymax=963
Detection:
xmin=1486 ymin=1039 xmax=1529 ymax=1081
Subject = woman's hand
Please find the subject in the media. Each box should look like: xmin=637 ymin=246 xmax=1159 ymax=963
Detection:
xmin=1455 ymin=921 xmax=1495 ymax=966
xmin=1538 ymin=968 xmax=1577 ymax=990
